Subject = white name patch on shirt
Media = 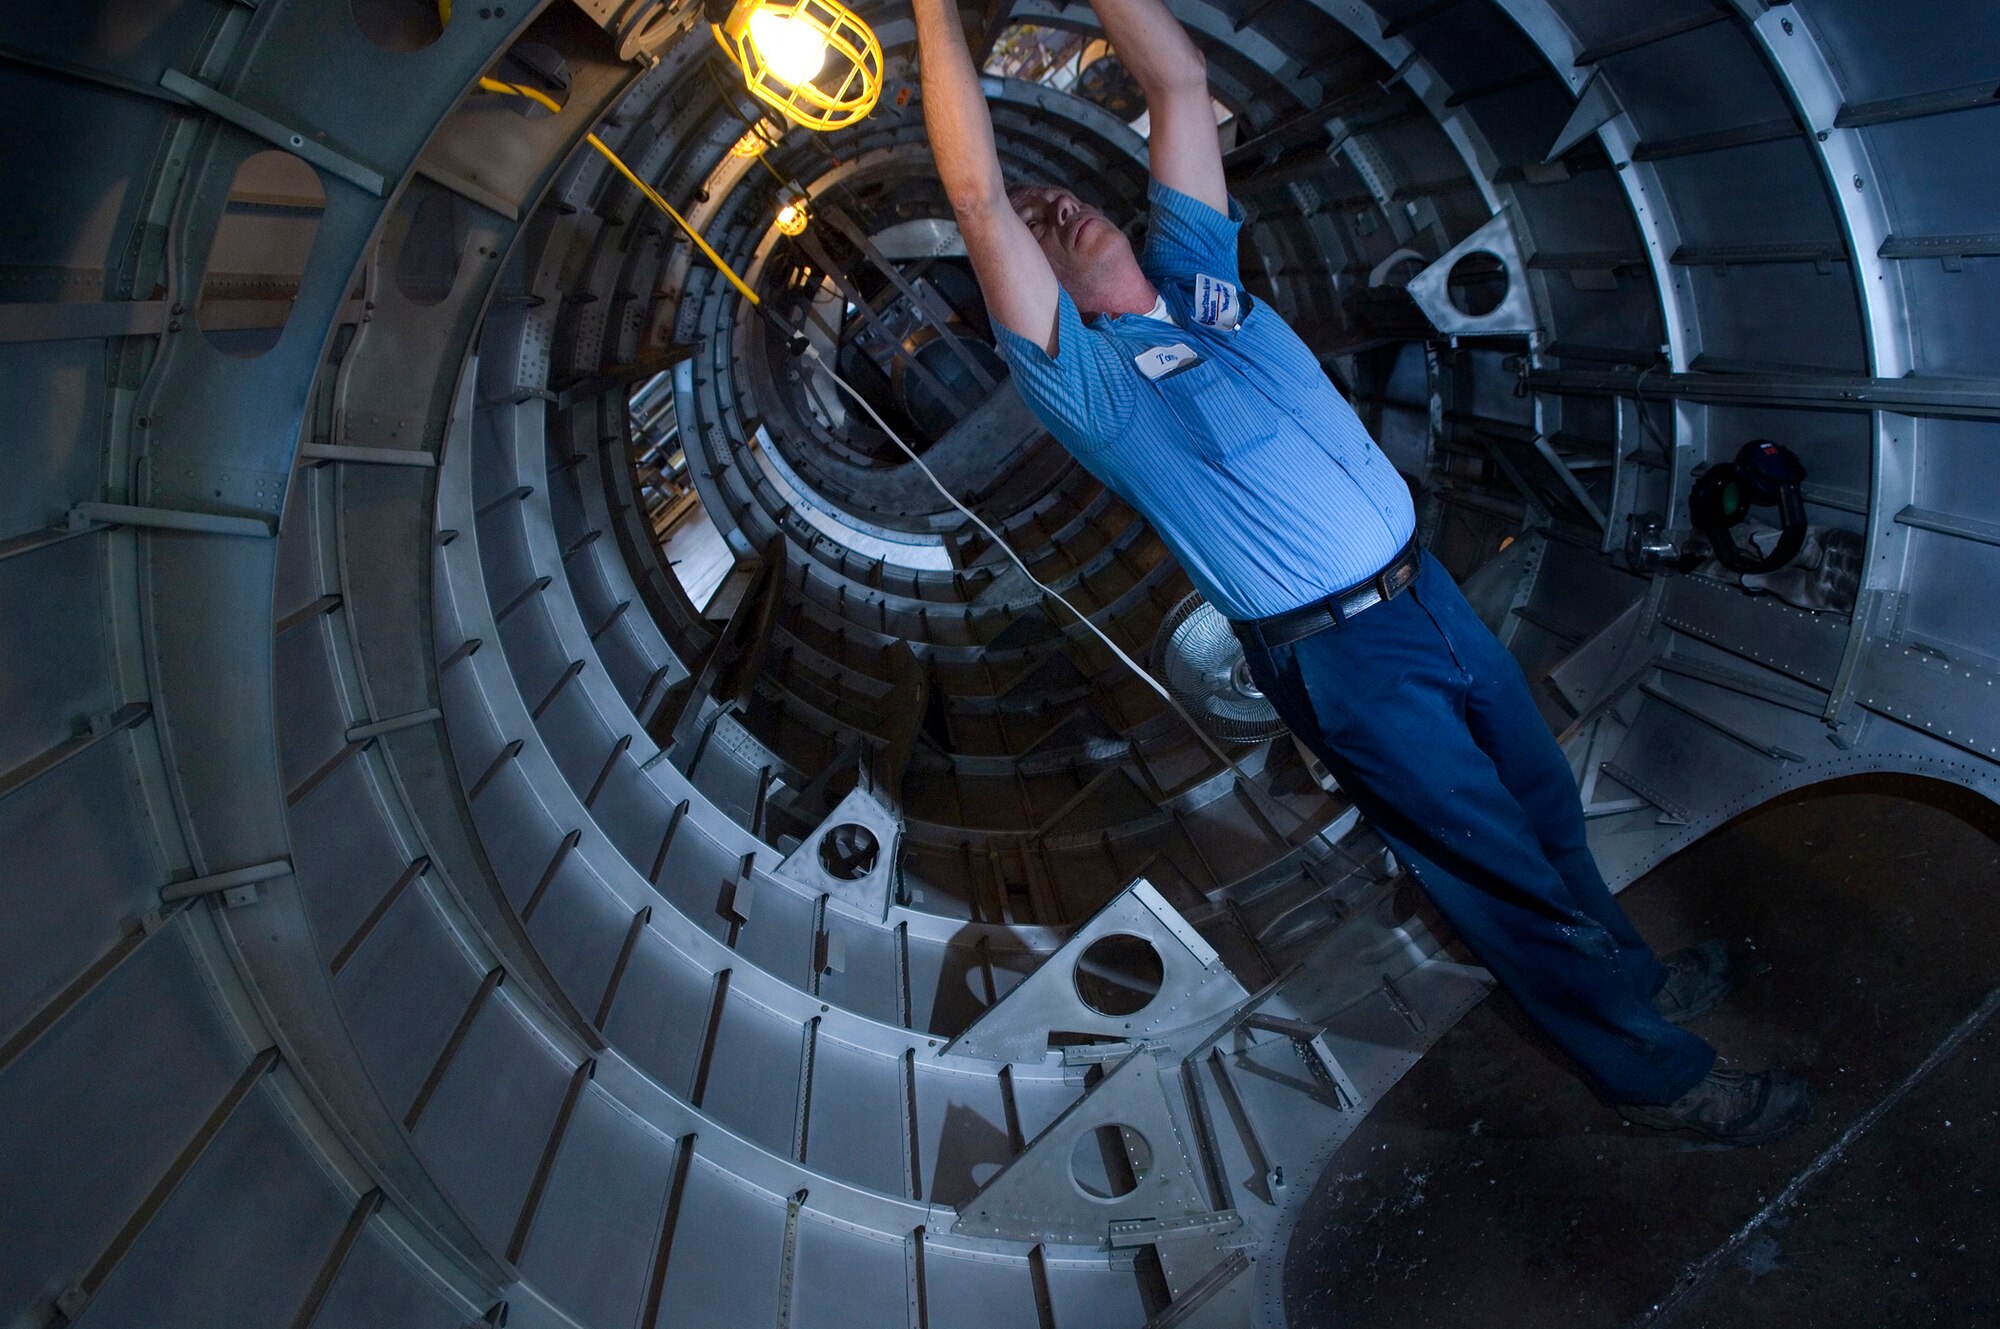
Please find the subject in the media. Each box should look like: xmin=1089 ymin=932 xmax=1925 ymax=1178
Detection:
xmin=1193 ymin=273 xmax=1242 ymax=331
xmin=1135 ymin=342 xmax=1201 ymax=380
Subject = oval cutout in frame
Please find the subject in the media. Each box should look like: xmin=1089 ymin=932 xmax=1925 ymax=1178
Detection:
xmin=197 ymin=150 xmax=325 ymax=359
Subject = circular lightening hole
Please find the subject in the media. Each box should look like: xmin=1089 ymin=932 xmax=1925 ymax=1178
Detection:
xmin=1073 ymin=934 xmax=1165 ymax=1018
xmin=1070 ymin=1123 xmax=1152 ymax=1200
xmin=818 ymin=823 xmax=880 ymax=880
xmin=1446 ymin=249 xmax=1509 ymax=318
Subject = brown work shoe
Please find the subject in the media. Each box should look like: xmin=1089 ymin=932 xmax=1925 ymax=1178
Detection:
xmin=1616 ymin=1065 xmax=1812 ymax=1146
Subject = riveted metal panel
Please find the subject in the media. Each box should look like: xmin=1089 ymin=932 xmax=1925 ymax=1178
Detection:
xmin=1854 ymin=639 xmax=2000 ymax=762
xmin=701 ymin=985 xmax=807 ymax=1156
xmin=920 ymin=1244 xmax=1047 ymax=1329
xmin=1658 ymin=574 xmax=1850 ymax=689
xmin=288 ymin=756 xmax=417 ymax=951
xmin=0 ymin=927 xmax=242 ymax=1316
xmin=517 ymin=1089 xmax=675 ymax=1328
xmin=520 ymin=853 xmax=626 ymax=1011
xmin=915 ymin=1064 xmax=1016 ymax=1209
xmin=333 ymin=882 xmax=489 ymax=1114
xmin=409 ymin=1000 xmax=575 ymax=1256
xmin=0 ymin=737 xmax=164 ymax=1046
xmin=80 ymin=1090 xmax=352 ymax=1329
xmin=653 ymin=1159 xmax=788 ymax=1328
xmin=306 ymin=1224 xmax=471 ymax=1329
xmin=802 ymin=1033 xmax=909 ymax=1194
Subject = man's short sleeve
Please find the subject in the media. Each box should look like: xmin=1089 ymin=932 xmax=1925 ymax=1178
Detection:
xmin=1140 ymin=178 xmax=1246 ymax=285
xmin=989 ymin=287 xmax=1135 ymax=457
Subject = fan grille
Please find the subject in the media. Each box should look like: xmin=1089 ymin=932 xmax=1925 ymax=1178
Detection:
xmin=1150 ymin=592 xmax=1288 ymax=744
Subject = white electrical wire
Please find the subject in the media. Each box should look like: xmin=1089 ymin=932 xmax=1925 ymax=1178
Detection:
xmin=803 ymin=343 xmax=1314 ymax=830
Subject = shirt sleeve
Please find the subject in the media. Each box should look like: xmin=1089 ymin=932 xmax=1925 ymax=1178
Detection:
xmin=989 ymin=286 xmax=1135 ymax=458
xmin=1140 ymin=178 xmax=1246 ymax=286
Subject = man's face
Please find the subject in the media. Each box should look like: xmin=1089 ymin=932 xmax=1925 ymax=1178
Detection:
xmin=1008 ymin=184 xmax=1138 ymax=306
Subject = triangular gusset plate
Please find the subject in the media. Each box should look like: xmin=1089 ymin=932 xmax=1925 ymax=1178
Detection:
xmin=772 ymin=786 xmax=900 ymax=920
xmin=1405 ymin=211 xmax=1540 ymax=337
xmin=951 ymin=1048 xmax=1211 ymax=1246
xmin=942 ymin=879 xmax=1249 ymax=1063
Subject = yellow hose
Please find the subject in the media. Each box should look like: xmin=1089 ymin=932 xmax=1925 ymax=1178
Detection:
xmin=476 ymin=77 xmax=765 ymax=308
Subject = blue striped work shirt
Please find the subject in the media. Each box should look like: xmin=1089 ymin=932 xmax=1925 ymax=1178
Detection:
xmin=990 ymin=180 xmax=1416 ymax=621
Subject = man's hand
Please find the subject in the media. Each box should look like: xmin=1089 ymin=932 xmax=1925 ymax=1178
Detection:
xmin=1087 ymin=0 xmax=1228 ymax=214
xmin=912 ymin=0 xmax=1062 ymax=352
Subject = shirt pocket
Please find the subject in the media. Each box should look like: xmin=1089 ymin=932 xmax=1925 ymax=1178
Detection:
xmin=1149 ymin=354 xmax=1277 ymax=463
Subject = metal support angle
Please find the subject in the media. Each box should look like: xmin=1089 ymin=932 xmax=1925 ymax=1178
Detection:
xmin=66 ymin=500 xmax=274 ymax=539
xmin=950 ymin=1047 xmax=1226 ymax=1248
xmin=772 ymin=785 xmax=901 ymax=922
xmin=160 ymin=857 xmax=292 ymax=907
xmin=940 ymin=879 xmax=1250 ymax=1063
xmin=1107 ymin=1211 xmax=1244 ymax=1247
xmin=159 ymin=69 xmax=388 ymax=196
xmin=1546 ymin=71 xmax=1625 ymax=164
xmin=1405 ymin=211 xmax=1541 ymax=338
xmin=1148 ymin=1234 xmax=1256 ymax=1329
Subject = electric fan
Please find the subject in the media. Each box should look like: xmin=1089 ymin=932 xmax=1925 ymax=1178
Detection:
xmin=1149 ymin=591 xmax=1289 ymax=745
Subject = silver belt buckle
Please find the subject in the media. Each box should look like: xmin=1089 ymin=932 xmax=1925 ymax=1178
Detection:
xmin=1341 ymin=584 xmax=1383 ymax=618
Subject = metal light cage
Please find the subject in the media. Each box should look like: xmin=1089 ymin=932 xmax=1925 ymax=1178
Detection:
xmin=713 ymin=0 xmax=884 ymax=132
xmin=774 ymin=195 xmax=811 ymax=235
xmin=730 ymin=123 xmax=778 ymax=157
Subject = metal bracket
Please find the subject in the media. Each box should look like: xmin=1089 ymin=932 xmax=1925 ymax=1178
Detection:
xmin=160 ymin=858 xmax=292 ymax=906
xmin=1405 ymin=211 xmax=1541 ymax=337
xmin=159 ymin=69 xmax=387 ymax=196
xmin=1546 ymin=71 xmax=1625 ymax=163
xmin=1147 ymin=1238 xmax=1255 ymax=1329
xmin=772 ymin=786 xmax=901 ymax=922
xmin=67 ymin=501 xmax=275 ymax=539
xmin=950 ymin=1048 xmax=1215 ymax=1247
xmin=942 ymin=880 xmax=1249 ymax=1063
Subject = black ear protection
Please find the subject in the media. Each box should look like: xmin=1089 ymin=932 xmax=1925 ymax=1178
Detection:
xmin=1688 ymin=439 xmax=1809 ymax=574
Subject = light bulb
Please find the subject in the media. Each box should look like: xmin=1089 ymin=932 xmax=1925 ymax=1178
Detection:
xmin=775 ymin=198 xmax=809 ymax=235
xmin=748 ymin=7 xmax=828 ymax=86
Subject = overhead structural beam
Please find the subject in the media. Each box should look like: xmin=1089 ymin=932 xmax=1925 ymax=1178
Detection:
xmin=1573 ymin=8 xmax=1730 ymax=66
xmin=1834 ymin=78 xmax=2000 ymax=130
xmin=415 ymin=158 xmax=523 ymax=221
xmin=347 ymin=708 xmax=445 ymax=742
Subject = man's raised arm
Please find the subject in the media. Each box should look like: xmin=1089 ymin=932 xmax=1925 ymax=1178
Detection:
xmin=1087 ymin=0 xmax=1228 ymax=214
xmin=913 ymin=0 xmax=1062 ymax=353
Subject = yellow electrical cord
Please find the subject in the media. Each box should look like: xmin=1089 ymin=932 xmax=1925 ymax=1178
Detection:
xmin=477 ymin=76 xmax=766 ymax=308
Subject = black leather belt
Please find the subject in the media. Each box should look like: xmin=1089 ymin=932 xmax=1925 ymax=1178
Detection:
xmin=1232 ymin=536 xmax=1422 ymax=650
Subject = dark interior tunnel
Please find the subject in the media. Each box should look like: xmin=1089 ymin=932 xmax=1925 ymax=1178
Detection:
xmin=2 ymin=1 xmax=1997 ymax=1326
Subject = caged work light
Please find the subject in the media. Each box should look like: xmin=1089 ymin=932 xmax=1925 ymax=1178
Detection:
xmin=774 ymin=195 xmax=811 ymax=236
xmin=710 ymin=0 xmax=883 ymax=132
xmin=731 ymin=123 xmax=779 ymax=157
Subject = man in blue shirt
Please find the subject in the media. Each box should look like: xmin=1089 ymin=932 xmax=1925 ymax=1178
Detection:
xmin=912 ymin=0 xmax=1808 ymax=1144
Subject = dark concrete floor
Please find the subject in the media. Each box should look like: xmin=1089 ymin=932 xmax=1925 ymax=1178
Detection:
xmin=1283 ymin=776 xmax=2000 ymax=1329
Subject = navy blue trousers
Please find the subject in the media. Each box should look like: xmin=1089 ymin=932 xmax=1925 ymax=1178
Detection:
xmin=1238 ymin=552 xmax=1715 ymax=1106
